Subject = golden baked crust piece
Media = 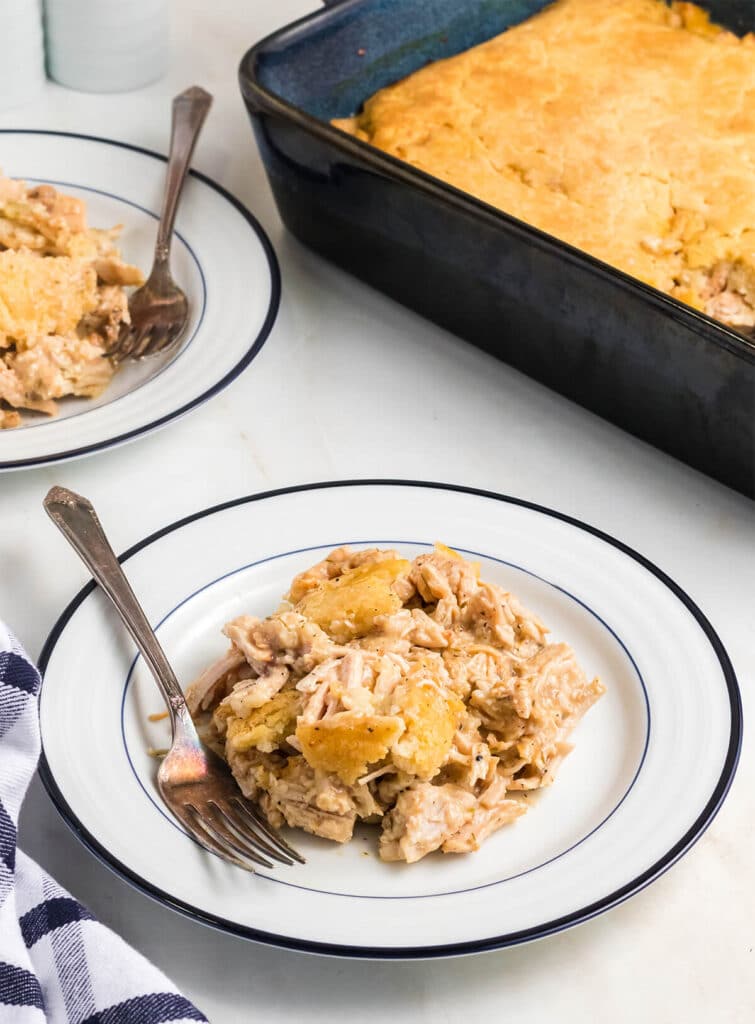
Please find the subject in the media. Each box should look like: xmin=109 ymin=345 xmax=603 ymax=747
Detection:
xmin=333 ymin=0 xmax=755 ymax=328
xmin=0 ymin=250 xmax=99 ymax=347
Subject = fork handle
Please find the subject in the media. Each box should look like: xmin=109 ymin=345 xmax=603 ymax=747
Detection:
xmin=44 ymin=487 xmax=199 ymax=744
xmin=154 ymin=85 xmax=213 ymax=265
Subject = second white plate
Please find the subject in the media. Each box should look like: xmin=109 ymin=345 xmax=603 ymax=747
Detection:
xmin=0 ymin=130 xmax=279 ymax=470
xmin=38 ymin=481 xmax=741 ymax=958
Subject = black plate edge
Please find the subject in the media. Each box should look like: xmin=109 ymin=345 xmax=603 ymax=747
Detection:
xmin=0 ymin=129 xmax=281 ymax=471
xmin=36 ymin=480 xmax=743 ymax=959
xmin=237 ymin=4 xmax=755 ymax=362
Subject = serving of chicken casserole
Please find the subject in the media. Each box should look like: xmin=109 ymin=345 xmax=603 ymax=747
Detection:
xmin=187 ymin=545 xmax=604 ymax=864
xmin=0 ymin=174 xmax=143 ymax=429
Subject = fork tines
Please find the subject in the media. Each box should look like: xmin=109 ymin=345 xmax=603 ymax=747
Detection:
xmin=182 ymin=799 xmax=304 ymax=873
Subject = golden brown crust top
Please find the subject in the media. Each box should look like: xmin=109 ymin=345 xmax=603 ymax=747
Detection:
xmin=333 ymin=0 xmax=755 ymax=321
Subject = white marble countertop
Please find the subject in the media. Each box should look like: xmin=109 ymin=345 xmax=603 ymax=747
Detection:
xmin=3 ymin=1 xmax=754 ymax=1020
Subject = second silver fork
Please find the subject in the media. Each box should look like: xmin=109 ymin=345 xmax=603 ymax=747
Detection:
xmin=109 ymin=85 xmax=212 ymax=363
xmin=44 ymin=485 xmax=304 ymax=873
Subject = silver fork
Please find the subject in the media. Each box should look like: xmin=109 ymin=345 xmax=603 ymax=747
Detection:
xmin=44 ymin=486 xmax=304 ymax=873
xmin=108 ymin=86 xmax=212 ymax=363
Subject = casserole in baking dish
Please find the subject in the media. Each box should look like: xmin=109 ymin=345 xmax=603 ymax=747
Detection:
xmin=333 ymin=0 xmax=755 ymax=330
xmin=240 ymin=0 xmax=755 ymax=496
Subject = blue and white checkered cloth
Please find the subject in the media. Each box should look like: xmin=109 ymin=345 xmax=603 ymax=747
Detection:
xmin=0 ymin=623 xmax=207 ymax=1023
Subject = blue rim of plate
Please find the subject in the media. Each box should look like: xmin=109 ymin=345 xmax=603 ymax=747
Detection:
xmin=0 ymin=129 xmax=280 ymax=471
xmin=37 ymin=480 xmax=743 ymax=960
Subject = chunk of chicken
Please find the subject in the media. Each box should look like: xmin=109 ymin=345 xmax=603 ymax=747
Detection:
xmin=258 ymin=757 xmax=362 ymax=843
xmin=442 ymin=775 xmax=526 ymax=853
xmin=1 ymin=333 xmax=114 ymax=416
xmin=380 ymin=783 xmax=476 ymax=862
xmin=223 ymin=611 xmax=337 ymax=677
xmin=185 ymin=648 xmax=247 ymax=714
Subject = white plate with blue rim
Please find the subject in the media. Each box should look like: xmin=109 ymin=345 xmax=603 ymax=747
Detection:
xmin=38 ymin=481 xmax=741 ymax=958
xmin=0 ymin=130 xmax=279 ymax=470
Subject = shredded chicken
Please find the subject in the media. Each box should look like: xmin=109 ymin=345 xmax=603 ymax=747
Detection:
xmin=683 ymin=260 xmax=755 ymax=328
xmin=0 ymin=173 xmax=143 ymax=427
xmin=380 ymin=783 xmax=477 ymax=863
xmin=185 ymin=648 xmax=247 ymax=715
xmin=188 ymin=545 xmax=605 ymax=863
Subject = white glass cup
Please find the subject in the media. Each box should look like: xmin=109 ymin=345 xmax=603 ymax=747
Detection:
xmin=44 ymin=0 xmax=169 ymax=92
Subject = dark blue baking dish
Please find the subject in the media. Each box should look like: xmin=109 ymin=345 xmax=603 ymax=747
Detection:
xmin=240 ymin=0 xmax=755 ymax=497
